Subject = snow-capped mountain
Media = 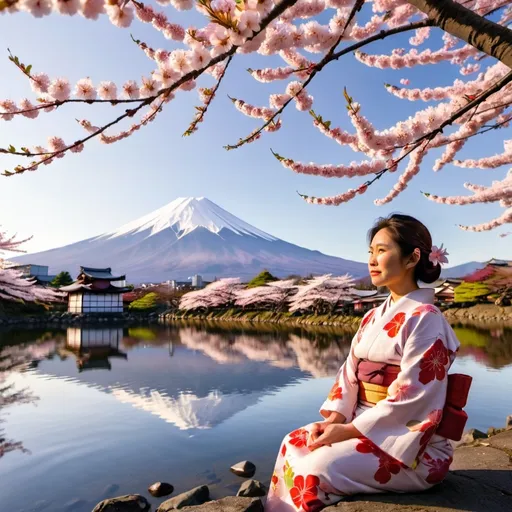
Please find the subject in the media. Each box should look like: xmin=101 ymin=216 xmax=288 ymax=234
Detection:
xmin=13 ymin=197 xmax=368 ymax=283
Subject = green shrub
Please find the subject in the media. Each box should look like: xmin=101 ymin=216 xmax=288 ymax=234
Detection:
xmin=454 ymin=282 xmax=490 ymax=303
xmin=247 ymin=270 xmax=278 ymax=288
xmin=128 ymin=292 xmax=159 ymax=311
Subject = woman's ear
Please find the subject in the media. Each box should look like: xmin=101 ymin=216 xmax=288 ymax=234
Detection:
xmin=406 ymin=248 xmax=421 ymax=269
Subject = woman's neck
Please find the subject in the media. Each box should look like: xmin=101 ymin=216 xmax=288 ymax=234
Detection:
xmin=388 ymin=281 xmax=419 ymax=304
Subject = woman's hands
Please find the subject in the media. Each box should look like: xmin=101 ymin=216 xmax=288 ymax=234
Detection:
xmin=307 ymin=423 xmax=361 ymax=451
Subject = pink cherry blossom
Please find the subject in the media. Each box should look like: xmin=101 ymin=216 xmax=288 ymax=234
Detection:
xmin=97 ymin=81 xmax=118 ymax=100
xmin=48 ymin=77 xmax=71 ymax=101
xmin=429 ymin=244 xmax=449 ymax=266
xmin=20 ymin=0 xmax=51 ymax=17
xmin=105 ymin=4 xmax=134 ymax=28
xmin=53 ymin=0 xmax=80 ymax=16
xmin=139 ymin=77 xmax=158 ymax=98
xmin=30 ymin=72 xmax=50 ymax=94
xmin=19 ymin=98 xmax=39 ymax=119
xmin=80 ymin=0 xmax=105 ymax=20
xmin=74 ymin=78 xmax=96 ymax=100
xmin=122 ymin=80 xmax=140 ymax=99
xmin=0 ymin=100 xmax=17 ymax=121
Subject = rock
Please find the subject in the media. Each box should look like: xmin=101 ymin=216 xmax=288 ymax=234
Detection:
xmin=460 ymin=428 xmax=487 ymax=445
xmin=179 ymin=497 xmax=263 ymax=511
xmin=506 ymin=414 xmax=512 ymax=430
xmin=230 ymin=461 xmax=256 ymax=478
xmin=148 ymin=481 xmax=174 ymax=497
xmin=236 ymin=480 xmax=267 ymax=498
xmin=487 ymin=428 xmax=512 ymax=452
xmin=157 ymin=485 xmax=209 ymax=511
xmin=487 ymin=426 xmax=505 ymax=437
xmin=92 ymin=494 xmax=150 ymax=512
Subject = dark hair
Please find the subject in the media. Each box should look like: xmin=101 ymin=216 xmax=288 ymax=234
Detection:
xmin=368 ymin=214 xmax=441 ymax=284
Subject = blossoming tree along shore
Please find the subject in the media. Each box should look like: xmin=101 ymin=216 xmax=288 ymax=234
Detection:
xmin=179 ymin=274 xmax=363 ymax=312
xmin=0 ymin=228 xmax=60 ymax=302
xmin=1 ymin=0 xmax=512 ymax=233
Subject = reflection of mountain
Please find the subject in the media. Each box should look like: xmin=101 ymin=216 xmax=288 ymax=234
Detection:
xmin=3 ymin=322 xmax=512 ymax=433
xmin=111 ymin=388 xmax=263 ymax=430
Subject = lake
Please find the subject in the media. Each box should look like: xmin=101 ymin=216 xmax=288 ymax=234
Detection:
xmin=1 ymin=321 xmax=511 ymax=512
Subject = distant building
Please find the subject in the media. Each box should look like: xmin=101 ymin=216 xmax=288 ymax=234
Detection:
xmin=191 ymin=274 xmax=204 ymax=288
xmin=352 ymin=291 xmax=389 ymax=312
xmin=60 ymin=266 xmax=130 ymax=314
xmin=420 ymin=278 xmax=463 ymax=304
xmin=6 ymin=263 xmax=56 ymax=286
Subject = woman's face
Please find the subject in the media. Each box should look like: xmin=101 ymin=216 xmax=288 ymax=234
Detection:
xmin=368 ymin=228 xmax=411 ymax=288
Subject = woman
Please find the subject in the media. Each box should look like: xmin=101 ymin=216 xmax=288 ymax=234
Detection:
xmin=265 ymin=214 xmax=463 ymax=512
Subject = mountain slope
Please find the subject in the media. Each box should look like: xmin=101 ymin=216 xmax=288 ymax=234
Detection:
xmin=13 ymin=197 xmax=368 ymax=283
xmin=441 ymin=261 xmax=486 ymax=279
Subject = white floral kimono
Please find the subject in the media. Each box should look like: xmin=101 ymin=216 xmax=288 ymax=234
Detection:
xmin=265 ymin=289 xmax=460 ymax=512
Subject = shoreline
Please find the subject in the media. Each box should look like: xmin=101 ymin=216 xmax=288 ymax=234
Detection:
xmin=0 ymin=304 xmax=509 ymax=330
xmin=160 ymin=304 xmax=512 ymax=329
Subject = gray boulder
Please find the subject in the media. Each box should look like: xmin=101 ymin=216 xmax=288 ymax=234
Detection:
xmin=180 ymin=497 xmax=263 ymax=511
xmin=92 ymin=494 xmax=150 ymax=512
xmin=505 ymin=414 xmax=512 ymax=430
xmin=230 ymin=461 xmax=256 ymax=478
xmin=237 ymin=480 xmax=267 ymax=498
xmin=157 ymin=485 xmax=210 ymax=511
xmin=460 ymin=428 xmax=487 ymax=445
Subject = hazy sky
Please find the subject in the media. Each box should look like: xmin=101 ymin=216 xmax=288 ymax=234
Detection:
xmin=0 ymin=6 xmax=510 ymax=266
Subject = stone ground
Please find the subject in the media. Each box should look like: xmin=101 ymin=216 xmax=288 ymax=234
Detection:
xmin=182 ymin=430 xmax=512 ymax=512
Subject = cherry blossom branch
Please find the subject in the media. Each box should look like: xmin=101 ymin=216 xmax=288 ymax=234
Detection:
xmin=183 ymin=55 xmax=233 ymax=137
xmin=224 ymin=18 xmax=434 ymax=150
xmin=1 ymin=0 xmax=301 ymax=174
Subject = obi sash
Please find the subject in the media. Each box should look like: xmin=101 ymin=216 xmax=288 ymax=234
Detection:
xmin=356 ymin=360 xmax=472 ymax=442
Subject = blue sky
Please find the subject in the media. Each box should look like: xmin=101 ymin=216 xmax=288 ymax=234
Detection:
xmin=0 ymin=6 xmax=510 ymax=266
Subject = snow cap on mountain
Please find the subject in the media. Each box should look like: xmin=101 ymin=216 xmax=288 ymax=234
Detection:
xmin=101 ymin=197 xmax=277 ymax=241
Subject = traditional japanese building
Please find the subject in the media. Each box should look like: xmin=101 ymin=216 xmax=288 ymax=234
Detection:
xmin=60 ymin=266 xmax=130 ymax=314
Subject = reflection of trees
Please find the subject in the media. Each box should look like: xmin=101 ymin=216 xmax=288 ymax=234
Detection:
xmin=177 ymin=325 xmax=352 ymax=377
xmin=455 ymin=325 xmax=512 ymax=369
xmin=0 ymin=335 xmax=60 ymax=459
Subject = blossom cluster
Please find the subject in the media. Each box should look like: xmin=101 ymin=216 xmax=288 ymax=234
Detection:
xmin=1 ymin=0 xmax=511 ymax=233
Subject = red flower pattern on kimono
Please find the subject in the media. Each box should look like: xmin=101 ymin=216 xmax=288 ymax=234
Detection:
xmin=407 ymin=409 xmax=443 ymax=456
xmin=412 ymin=304 xmax=439 ymax=317
xmin=383 ymin=312 xmax=406 ymax=338
xmin=327 ymin=382 xmax=343 ymax=401
xmin=418 ymin=339 xmax=449 ymax=384
xmin=387 ymin=380 xmax=417 ymax=403
xmin=356 ymin=437 xmax=404 ymax=484
xmin=289 ymin=474 xmax=321 ymax=510
xmin=423 ymin=453 xmax=452 ymax=484
xmin=289 ymin=428 xmax=309 ymax=449
xmin=271 ymin=472 xmax=279 ymax=491
xmin=281 ymin=444 xmax=287 ymax=457
xmin=357 ymin=309 xmax=376 ymax=342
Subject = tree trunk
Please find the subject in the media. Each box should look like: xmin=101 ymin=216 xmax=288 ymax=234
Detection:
xmin=407 ymin=0 xmax=512 ymax=69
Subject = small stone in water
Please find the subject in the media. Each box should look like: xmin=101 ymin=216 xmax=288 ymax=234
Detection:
xmin=230 ymin=461 xmax=256 ymax=478
xmin=148 ymin=482 xmax=174 ymax=497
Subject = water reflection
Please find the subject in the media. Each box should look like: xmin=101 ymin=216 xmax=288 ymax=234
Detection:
xmin=0 ymin=321 xmax=511 ymax=512
xmin=454 ymin=324 xmax=512 ymax=369
xmin=63 ymin=327 xmax=127 ymax=372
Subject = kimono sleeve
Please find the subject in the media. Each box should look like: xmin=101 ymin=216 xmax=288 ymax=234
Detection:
xmin=351 ymin=311 xmax=459 ymax=468
xmin=319 ymin=309 xmax=376 ymax=422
